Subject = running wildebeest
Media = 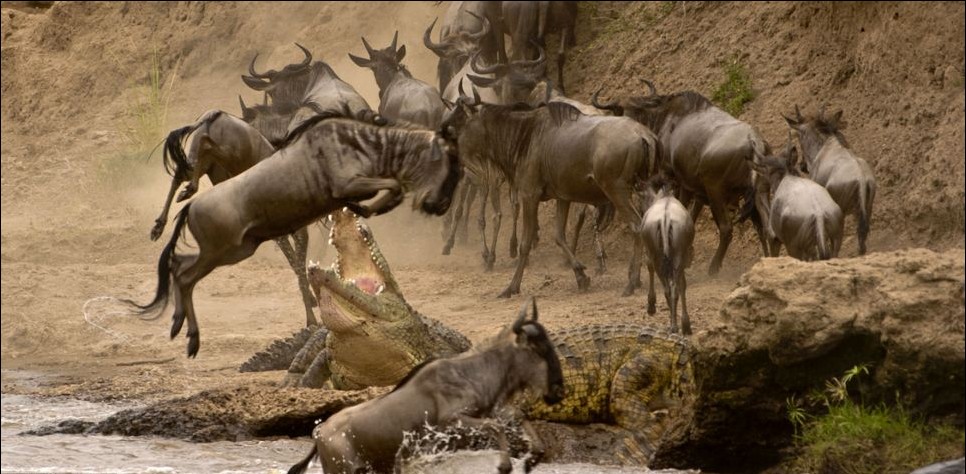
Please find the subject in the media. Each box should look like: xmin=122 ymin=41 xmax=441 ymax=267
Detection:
xmin=783 ymin=105 xmax=875 ymax=255
xmin=148 ymin=108 xmax=319 ymax=327
xmin=125 ymin=109 xmax=465 ymax=358
xmin=594 ymin=81 xmax=772 ymax=275
xmin=287 ymin=298 xmax=564 ymax=474
xmin=502 ymin=1 xmax=578 ymax=92
xmin=349 ymin=32 xmax=446 ymax=128
xmin=749 ymin=135 xmax=844 ymax=261
xmin=640 ymin=178 xmax=695 ymax=335
xmin=454 ymin=97 xmax=657 ymax=297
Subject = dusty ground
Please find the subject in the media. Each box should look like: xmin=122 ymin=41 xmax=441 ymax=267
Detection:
xmin=1 ymin=0 xmax=963 ymax=464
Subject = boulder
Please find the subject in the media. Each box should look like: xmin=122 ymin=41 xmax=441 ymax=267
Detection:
xmin=659 ymin=249 xmax=965 ymax=471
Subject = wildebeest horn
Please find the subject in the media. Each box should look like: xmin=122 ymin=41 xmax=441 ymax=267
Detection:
xmin=591 ymin=87 xmax=620 ymax=110
xmin=513 ymin=40 xmax=546 ymax=70
xmin=390 ymin=31 xmax=399 ymax=52
xmin=263 ymin=91 xmax=268 ymax=106
xmin=464 ymin=11 xmax=491 ymax=41
xmin=294 ymin=42 xmax=312 ymax=69
xmin=248 ymin=53 xmax=270 ymax=79
xmin=471 ymin=84 xmax=481 ymax=105
xmin=643 ymin=79 xmax=657 ymax=96
xmin=238 ymin=95 xmax=248 ymax=112
xmin=470 ymin=50 xmax=505 ymax=75
xmin=512 ymin=298 xmax=532 ymax=334
xmin=531 ymin=296 xmax=538 ymax=322
xmin=361 ymin=36 xmax=376 ymax=57
xmin=423 ymin=19 xmax=448 ymax=57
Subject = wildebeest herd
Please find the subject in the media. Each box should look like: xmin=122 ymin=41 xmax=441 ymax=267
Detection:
xmin=121 ymin=1 xmax=877 ymax=471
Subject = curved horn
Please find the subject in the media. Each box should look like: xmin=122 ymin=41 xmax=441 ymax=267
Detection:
xmin=531 ymin=296 xmax=538 ymax=322
xmin=591 ymin=87 xmax=621 ymax=111
xmin=362 ymin=36 xmax=376 ymax=57
xmin=294 ymin=42 xmax=312 ymax=69
xmin=512 ymin=40 xmax=546 ymax=70
xmin=465 ymin=11 xmax=491 ymax=42
xmin=470 ymin=50 xmax=504 ymax=75
xmin=423 ymin=18 xmax=448 ymax=57
xmin=643 ymin=79 xmax=657 ymax=96
xmin=471 ymin=84 xmax=481 ymax=105
xmin=238 ymin=94 xmax=248 ymax=112
xmin=512 ymin=299 xmax=530 ymax=334
xmin=390 ymin=31 xmax=399 ymax=52
xmin=248 ymin=53 xmax=270 ymax=79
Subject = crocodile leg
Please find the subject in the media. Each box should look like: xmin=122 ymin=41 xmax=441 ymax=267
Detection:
xmin=299 ymin=347 xmax=334 ymax=389
xmin=280 ymin=328 xmax=328 ymax=387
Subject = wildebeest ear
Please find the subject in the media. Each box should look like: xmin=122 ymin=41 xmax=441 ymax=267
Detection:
xmin=782 ymin=113 xmax=801 ymax=129
xmin=396 ymin=44 xmax=407 ymax=63
xmin=348 ymin=53 xmax=371 ymax=68
xmin=831 ymin=109 xmax=844 ymax=126
xmin=785 ymin=145 xmax=800 ymax=170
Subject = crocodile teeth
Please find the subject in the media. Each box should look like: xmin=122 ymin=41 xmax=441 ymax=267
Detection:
xmin=376 ymin=284 xmax=385 ymax=295
xmin=328 ymin=237 xmax=334 ymax=245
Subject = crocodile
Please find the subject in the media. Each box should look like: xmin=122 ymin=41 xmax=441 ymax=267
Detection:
xmin=242 ymin=208 xmax=470 ymax=389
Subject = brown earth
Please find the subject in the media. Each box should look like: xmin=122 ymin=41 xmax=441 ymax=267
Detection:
xmin=1 ymin=0 xmax=964 ymax=469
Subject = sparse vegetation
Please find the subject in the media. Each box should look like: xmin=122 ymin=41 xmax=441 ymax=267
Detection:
xmin=712 ymin=54 xmax=755 ymax=117
xmin=786 ymin=365 xmax=965 ymax=474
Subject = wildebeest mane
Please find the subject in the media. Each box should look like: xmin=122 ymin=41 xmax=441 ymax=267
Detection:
xmin=807 ymin=112 xmax=850 ymax=148
xmin=545 ymin=101 xmax=583 ymax=125
xmin=626 ymin=91 xmax=714 ymax=131
xmin=390 ymin=357 xmax=438 ymax=393
xmin=277 ymin=108 xmax=358 ymax=148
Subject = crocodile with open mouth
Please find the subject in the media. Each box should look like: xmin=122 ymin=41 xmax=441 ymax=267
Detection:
xmin=242 ymin=208 xmax=470 ymax=389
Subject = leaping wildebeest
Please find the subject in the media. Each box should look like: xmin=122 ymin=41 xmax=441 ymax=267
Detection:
xmin=349 ymin=32 xmax=446 ymax=129
xmin=454 ymin=97 xmax=657 ymax=298
xmin=749 ymin=135 xmax=844 ymax=261
xmin=640 ymin=178 xmax=694 ymax=335
xmin=783 ymin=106 xmax=875 ymax=255
xmin=125 ymin=109 xmax=465 ymax=358
xmin=287 ymin=298 xmax=564 ymax=474
xmin=594 ymin=81 xmax=772 ymax=275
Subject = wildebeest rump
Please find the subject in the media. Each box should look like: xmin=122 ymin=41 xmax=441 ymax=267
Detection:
xmin=148 ymin=109 xmax=319 ymax=327
xmin=349 ymin=32 xmax=445 ymax=128
xmin=124 ymin=110 xmax=464 ymax=358
xmin=783 ymin=105 xmax=875 ymax=255
xmin=287 ymin=298 xmax=564 ymax=474
xmin=750 ymin=136 xmax=844 ymax=261
xmin=640 ymin=180 xmax=695 ymax=335
xmin=455 ymin=99 xmax=657 ymax=298
xmin=594 ymin=82 xmax=772 ymax=275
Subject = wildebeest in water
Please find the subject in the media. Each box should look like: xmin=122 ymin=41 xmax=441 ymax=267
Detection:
xmin=122 ymin=108 xmax=465 ymax=358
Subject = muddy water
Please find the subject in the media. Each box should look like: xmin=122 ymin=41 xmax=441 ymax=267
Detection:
xmin=1 ymin=394 xmax=669 ymax=473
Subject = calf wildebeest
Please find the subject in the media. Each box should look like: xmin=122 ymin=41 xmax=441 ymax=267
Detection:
xmin=148 ymin=108 xmax=319 ymax=328
xmin=640 ymin=179 xmax=695 ymax=335
xmin=454 ymin=98 xmax=657 ymax=297
xmin=502 ymin=1 xmax=578 ymax=92
xmin=124 ymin=109 xmax=464 ymax=358
xmin=287 ymin=298 xmax=564 ymax=474
xmin=349 ymin=32 xmax=445 ymax=129
xmin=594 ymin=81 xmax=772 ymax=276
xmin=783 ymin=106 xmax=875 ymax=255
xmin=750 ymin=136 xmax=844 ymax=261
xmin=427 ymin=2 xmax=506 ymax=93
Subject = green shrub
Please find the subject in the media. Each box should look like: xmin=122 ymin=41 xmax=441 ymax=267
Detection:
xmin=712 ymin=55 xmax=755 ymax=117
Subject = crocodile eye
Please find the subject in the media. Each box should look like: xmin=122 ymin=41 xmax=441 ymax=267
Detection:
xmin=359 ymin=226 xmax=371 ymax=240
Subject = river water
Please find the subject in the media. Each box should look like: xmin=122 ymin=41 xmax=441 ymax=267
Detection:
xmin=1 ymin=393 xmax=672 ymax=474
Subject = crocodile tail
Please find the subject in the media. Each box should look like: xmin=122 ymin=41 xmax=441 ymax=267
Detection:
xmin=287 ymin=444 xmax=317 ymax=474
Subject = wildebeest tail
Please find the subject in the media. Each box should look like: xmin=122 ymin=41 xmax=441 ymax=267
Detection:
xmin=287 ymin=444 xmax=318 ymax=474
xmin=661 ymin=219 xmax=674 ymax=283
xmin=735 ymin=186 xmax=758 ymax=224
xmin=815 ymin=216 xmax=831 ymax=260
xmin=858 ymin=180 xmax=872 ymax=240
xmin=163 ymin=111 xmax=222 ymax=181
xmin=596 ymin=203 xmax=616 ymax=233
xmin=121 ymin=203 xmax=191 ymax=317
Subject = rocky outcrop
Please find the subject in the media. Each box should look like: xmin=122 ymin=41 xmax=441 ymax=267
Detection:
xmin=658 ymin=249 xmax=965 ymax=472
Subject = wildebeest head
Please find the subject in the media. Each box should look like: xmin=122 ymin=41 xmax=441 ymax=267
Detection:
xmin=749 ymin=133 xmax=800 ymax=192
xmin=509 ymin=298 xmax=565 ymax=405
xmin=424 ymin=12 xmax=492 ymax=91
xmin=241 ymin=43 xmax=315 ymax=108
xmin=238 ymin=95 xmax=297 ymax=147
xmin=593 ymin=80 xmax=715 ymax=133
xmin=782 ymin=105 xmax=849 ymax=172
xmin=349 ymin=32 xmax=408 ymax=93
xmin=467 ymin=41 xmax=547 ymax=104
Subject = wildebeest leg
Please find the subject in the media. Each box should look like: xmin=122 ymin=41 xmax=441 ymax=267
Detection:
xmin=570 ymin=204 xmax=588 ymax=261
xmin=593 ymin=206 xmax=608 ymax=275
xmin=443 ymin=182 xmax=471 ymax=254
xmin=753 ymin=178 xmax=773 ymax=256
xmin=451 ymin=415 xmax=513 ymax=474
xmin=645 ymin=262 xmax=656 ymax=315
xmin=151 ymin=177 xmax=182 ymax=241
xmin=499 ymin=197 xmax=538 ymax=298
xmin=478 ymin=181 xmax=493 ymax=270
xmin=352 ymin=188 xmax=405 ymax=218
xmin=485 ymin=183 xmax=503 ymax=271
xmin=679 ymin=271 xmax=691 ymax=335
xmin=331 ymin=177 xmax=403 ymax=217
xmin=663 ymin=268 xmax=677 ymax=334
xmin=460 ymin=181 xmax=478 ymax=244
xmin=509 ymin=188 xmax=520 ymax=259
xmin=520 ymin=419 xmax=546 ymax=472
xmin=176 ymin=137 xmax=210 ymax=203
xmin=553 ymin=200 xmax=591 ymax=291
xmin=275 ymin=229 xmax=317 ymax=327
xmin=706 ymin=193 xmax=732 ymax=276
xmin=601 ymin=186 xmax=645 ymax=296
xmin=556 ymin=29 xmax=571 ymax=93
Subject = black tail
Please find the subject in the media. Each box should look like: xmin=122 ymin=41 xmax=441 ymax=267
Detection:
xmin=162 ymin=126 xmax=195 ymax=181
xmin=735 ymin=186 xmax=758 ymax=224
xmin=122 ymin=203 xmax=191 ymax=317
xmin=288 ymin=444 xmax=318 ymax=474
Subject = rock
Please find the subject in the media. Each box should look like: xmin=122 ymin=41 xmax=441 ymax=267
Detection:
xmin=658 ymin=249 xmax=965 ymax=472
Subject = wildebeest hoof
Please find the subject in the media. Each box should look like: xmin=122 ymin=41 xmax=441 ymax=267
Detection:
xmin=497 ymin=286 xmax=518 ymax=299
xmin=647 ymin=303 xmax=656 ymax=315
xmin=576 ymin=273 xmax=591 ymax=291
xmin=708 ymin=260 xmax=722 ymax=276
xmin=497 ymin=460 xmax=512 ymax=474
xmin=186 ymin=334 xmax=200 ymax=359
xmin=176 ymin=186 xmax=196 ymax=203
xmin=595 ymin=265 xmax=607 ymax=276
xmin=621 ymin=284 xmax=636 ymax=297
xmin=149 ymin=222 xmax=164 ymax=241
